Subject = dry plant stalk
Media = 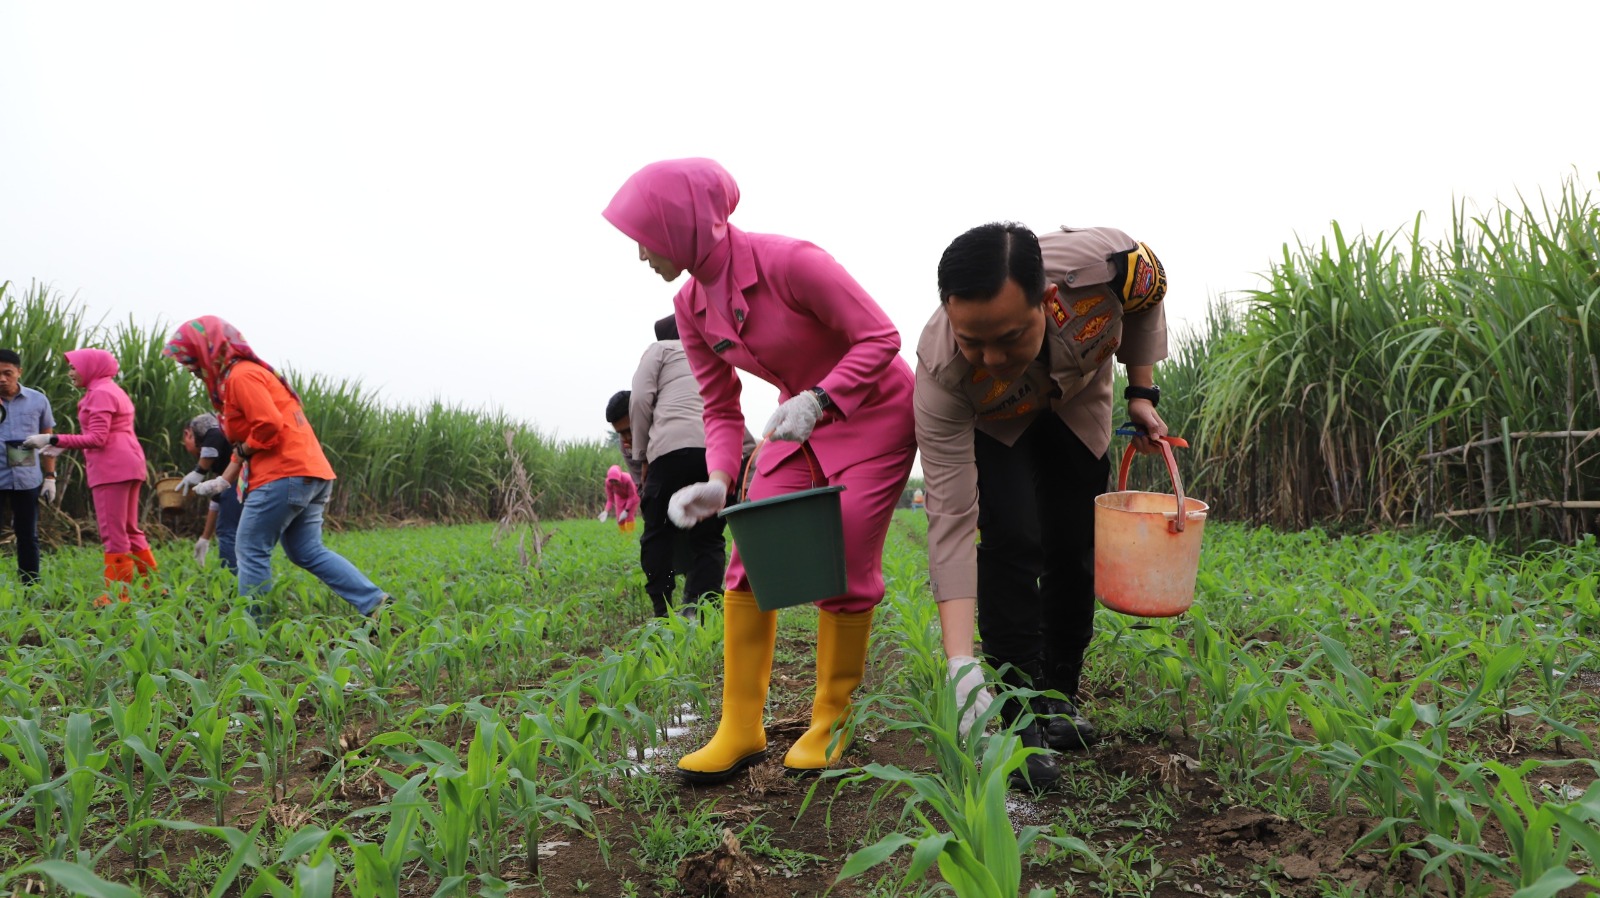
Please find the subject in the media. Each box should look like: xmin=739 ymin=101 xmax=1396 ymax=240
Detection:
xmin=494 ymin=429 xmax=550 ymax=569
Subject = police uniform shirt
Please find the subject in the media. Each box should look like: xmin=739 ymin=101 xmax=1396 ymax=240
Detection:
xmin=914 ymin=226 xmax=1171 ymax=602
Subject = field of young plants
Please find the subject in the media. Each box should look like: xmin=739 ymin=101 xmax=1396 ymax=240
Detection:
xmin=1 ymin=511 xmax=1597 ymax=898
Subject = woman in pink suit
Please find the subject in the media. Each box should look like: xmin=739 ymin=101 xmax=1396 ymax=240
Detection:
xmin=22 ymin=349 xmax=155 ymax=604
xmin=601 ymin=464 xmax=641 ymax=533
xmin=603 ymin=158 xmax=916 ymax=781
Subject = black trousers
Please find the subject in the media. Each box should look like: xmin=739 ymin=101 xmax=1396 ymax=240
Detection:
xmin=1 ymin=487 xmax=42 ymax=585
xmin=975 ymin=414 xmax=1109 ymax=698
xmin=639 ymin=447 xmax=727 ymax=615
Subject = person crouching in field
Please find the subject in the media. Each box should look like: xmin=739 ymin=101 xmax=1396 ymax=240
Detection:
xmin=163 ymin=316 xmax=389 ymax=620
xmin=603 ymin=157 xmax=916 ymax=780
xmin=21 ymin=349 xmax=156 ymax=604
xmin=176 ymin=413 xmax=241 ymax=571
xmin=600 ymin=463 xmax=640 ymax=532
xmin=915 ymin=222 xmax=1170 ymax=791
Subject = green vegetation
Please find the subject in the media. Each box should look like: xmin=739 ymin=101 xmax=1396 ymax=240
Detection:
xmin=1118 ymin=173 xmax=1600 ymax=542
xmin=1 ymin=281 xmax=615 ymax=525
xmin=0 ymin=515 xmax=1595 ymax=895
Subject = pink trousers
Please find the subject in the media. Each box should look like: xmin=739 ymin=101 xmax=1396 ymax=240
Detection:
xmin=90 ymin=480 xmax=151 ymax=555
xmin=724 ymin=445 xmax=914 ymax=614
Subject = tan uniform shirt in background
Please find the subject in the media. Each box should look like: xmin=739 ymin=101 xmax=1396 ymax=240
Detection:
xmin=629 ymin=341 xmax=706 ymax=464
xmin=629 ymin=340 xmax=757 ymax=467
xmin=914 ymin=226 xmax=1170 ymax=603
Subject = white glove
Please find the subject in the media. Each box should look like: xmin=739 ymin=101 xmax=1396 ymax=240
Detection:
xmin=39 ymin=479 xmax=57 ymax=503
xmin=598 ymin=509 xmax=609 ymax=522
xmin=668 ymin=481 xmax=728 ymax=527
xmin=762 ymin=391 xmax=824 ymax=442
xmin=617 ymin=508 xmax=629 ymax=522
xmin=21 ymin=434 xmax=52 ymax=450
xmin=947 ymin=655 xmax=995 ymax=737
xmin=193 ymin=478 xmax=230 ymax=498
xmin=176 ymin=470 xmax=206 ymax=494
xmin=193 ymin=538 xmax=210 ymax=564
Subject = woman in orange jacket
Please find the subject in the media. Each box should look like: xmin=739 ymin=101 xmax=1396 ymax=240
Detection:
xmin=163 ymin=317 xmax=388 ymax=619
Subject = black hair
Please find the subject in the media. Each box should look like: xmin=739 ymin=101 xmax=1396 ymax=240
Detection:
xmin=0 ymin=349 xmax=20 ymax=367
xmin=605 ymin=390 xmax=631 ymax=424
xmin=653 ymin=315 xmax=679 ymax=341
xmin=936 ymin=222 xmax=1047 ymax=306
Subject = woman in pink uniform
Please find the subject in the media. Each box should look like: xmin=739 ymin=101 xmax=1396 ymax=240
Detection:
xmin=603 ymin=157 xmax=915 ymax=781
xmin=22 ymin=349 xmax=156 ymax=604
xmin=601 ymin=464 xmax=640 ymax=533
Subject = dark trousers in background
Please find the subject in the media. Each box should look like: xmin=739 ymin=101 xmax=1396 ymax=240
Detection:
xmin=975 ymin=413 xmax=1110 ymax=701
xmin=640 ymin=447 xmax=727 ymax=616
xmin=2 ymin=487 xmax=43 ymax=585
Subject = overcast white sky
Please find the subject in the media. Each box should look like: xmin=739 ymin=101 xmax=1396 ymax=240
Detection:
xmin=3 ymin=2 xmax=1598 ymax=448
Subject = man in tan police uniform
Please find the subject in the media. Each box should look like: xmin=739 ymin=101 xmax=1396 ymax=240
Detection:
xmin=915 ymin=222 xmax=1169 ymax=789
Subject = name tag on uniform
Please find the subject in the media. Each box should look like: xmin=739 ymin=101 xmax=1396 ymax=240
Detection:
xmin=712 ymin=339 xmax=734 ymax=353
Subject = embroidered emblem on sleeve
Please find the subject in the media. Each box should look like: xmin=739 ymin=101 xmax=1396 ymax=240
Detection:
xmin=1076 ymin=313 xmax=1112 ymax=343
xmin=1095 ymin=338 xmax=1121 ymax=365
xmin=1113 ymin=242 xmax=1168 ymax=314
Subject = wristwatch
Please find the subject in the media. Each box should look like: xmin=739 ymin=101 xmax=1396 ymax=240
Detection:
xmin=1124 ymin=385 xmax=1161 ymax=407
xmin=809 ymin=386 xmax=833 ymax=410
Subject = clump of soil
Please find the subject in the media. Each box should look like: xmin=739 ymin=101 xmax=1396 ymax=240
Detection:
xmin=676 ymin=828 xmax=762 ymax=898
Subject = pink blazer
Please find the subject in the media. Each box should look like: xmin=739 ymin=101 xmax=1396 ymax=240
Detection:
xmin=604 ymin=466 xmax=640 ymax=518
xmin=52 ymin=349 xmax=147 ymax=487
xmin=603 ymin=158 xmax=914 ymax=485
xmin=676 ymin=234 xmax=915 ymax=482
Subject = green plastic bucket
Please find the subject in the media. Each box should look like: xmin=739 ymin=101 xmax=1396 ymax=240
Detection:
xmin=719 ymin=484 xmax=848 ymax=611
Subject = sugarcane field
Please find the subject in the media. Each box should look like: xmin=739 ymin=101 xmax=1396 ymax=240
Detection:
xmin=4 ymin=6 xmax=1600 ymax=897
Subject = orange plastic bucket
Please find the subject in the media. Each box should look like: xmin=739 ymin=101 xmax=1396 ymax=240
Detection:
xmin=1094 ymin=436 xmax=1208 ymax=618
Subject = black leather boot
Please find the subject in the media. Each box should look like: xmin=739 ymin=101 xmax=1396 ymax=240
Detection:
xmin=996 ymin=658 xmax=1061 ymax=792
xmin=1041 ymin=696 xmax=1099 ymax=750
xmin=1008 ymin=716 xmax=1062 ymax=793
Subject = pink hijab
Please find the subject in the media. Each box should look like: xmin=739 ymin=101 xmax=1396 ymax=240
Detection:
xmin=602 ymin=158 xmax=758 ymax=309
xmin=64 ymin=348 xmax=121 ymax=387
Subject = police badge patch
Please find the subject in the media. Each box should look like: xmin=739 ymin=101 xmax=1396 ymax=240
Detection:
xmin=1112 ymin=242 xmax=1168 ymax=314
xmin=1046 ymin=294 xmax=1068 ymax=328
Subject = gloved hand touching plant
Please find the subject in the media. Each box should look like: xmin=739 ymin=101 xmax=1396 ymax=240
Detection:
xmin=176 ymin=470 xmax=206 ymax=494
xmin=946 ymin=655 xmax=995 ymax=737
xmin=597 ymin=509 xmax=609 ymax=522
xmin=669 ymin=481 xmax=727 ymax=527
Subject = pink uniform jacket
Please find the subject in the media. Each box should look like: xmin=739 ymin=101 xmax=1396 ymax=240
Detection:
xmin=53 ymin=349 xmax=148 ymax=487
xmin=604 ymin=465 xmax=641 ymax=519
xmin=603 ymin=159 xmax=914 ymax=484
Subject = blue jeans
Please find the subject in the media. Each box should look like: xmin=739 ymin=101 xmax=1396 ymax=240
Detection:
xmin=213 ymin=483 xmax=242 ymax=573
xmin=235 ymin=477 xmax=384 ymax=615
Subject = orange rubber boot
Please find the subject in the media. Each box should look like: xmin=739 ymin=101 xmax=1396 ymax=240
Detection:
xmin=129 ymin=546 xmax=159 ymax=579
xmin=94 ymin=553 xmax=137 ymax=606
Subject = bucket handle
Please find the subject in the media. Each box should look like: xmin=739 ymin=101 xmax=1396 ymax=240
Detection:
xmin=738 ymin=432 xmax=823 ymax=504
xmin=1117 ymin=434 xmax=1192 ymax=533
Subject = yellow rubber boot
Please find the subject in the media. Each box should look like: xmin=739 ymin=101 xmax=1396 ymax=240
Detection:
xmin=784 ymin=608 xmax=874 ymax=772
xmin=677 ymin=590 xmax=777 ymax=783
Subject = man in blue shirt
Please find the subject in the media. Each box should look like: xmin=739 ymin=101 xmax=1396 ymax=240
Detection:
xmin=0 ymin=349 xmax=58 ymax=585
